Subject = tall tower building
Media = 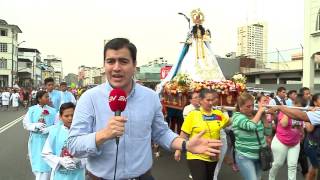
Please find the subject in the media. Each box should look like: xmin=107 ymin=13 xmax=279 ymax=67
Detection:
xmin=237 ymin=22 xmax=268 ymax=68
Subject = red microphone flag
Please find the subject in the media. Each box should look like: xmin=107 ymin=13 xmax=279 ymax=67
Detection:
xmin=109 ymin=89 xmax=127 ymax=113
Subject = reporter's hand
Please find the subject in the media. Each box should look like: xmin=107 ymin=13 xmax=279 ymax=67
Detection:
xmin=98 ymin=116 xmax=127 ymax=141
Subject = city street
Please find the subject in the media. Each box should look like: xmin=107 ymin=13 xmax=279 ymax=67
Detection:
xmin=0 ymin=108 xmax=305 ymax=180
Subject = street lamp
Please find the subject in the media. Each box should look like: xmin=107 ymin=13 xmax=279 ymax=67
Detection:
xmin=16 ymin=40 xmax=26 ymax=86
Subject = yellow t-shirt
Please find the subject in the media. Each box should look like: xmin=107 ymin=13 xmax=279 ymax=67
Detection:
xmin=181 ymin=107 xmax=229 ymax=162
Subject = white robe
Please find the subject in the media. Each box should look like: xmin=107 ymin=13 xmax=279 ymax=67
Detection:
xmin=10 ymin=93 xmax=20 ymax=107
xmin=2 ymin=92 xmax=10 ymax=106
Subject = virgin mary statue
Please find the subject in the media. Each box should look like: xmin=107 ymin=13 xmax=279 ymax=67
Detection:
xmin=159 ymin=8 xmax=225 ymax=93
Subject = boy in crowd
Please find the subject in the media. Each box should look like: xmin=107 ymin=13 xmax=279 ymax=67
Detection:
xmin=42 ymin=102 xmax=85 ymax=180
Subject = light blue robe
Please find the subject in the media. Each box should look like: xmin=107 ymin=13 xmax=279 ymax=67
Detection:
xmin=60 ymin=91 xmax=76 ymax=107
xmin=49 ymin=90 xmax=61 ymax=111
xmin=48 ymin=124 xmax=85 ymax=180
xmin=27 ymin=105 xmax=56 ymax=173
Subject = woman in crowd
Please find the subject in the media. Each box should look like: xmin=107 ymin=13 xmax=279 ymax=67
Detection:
xmin=304 ymin=93 xmax=320 ymax=180
xmin=232 ymin=93 xmax=267 ymax=180
xmin=23 ymin=90 xmax=57 ymax=180
xmin=174 ymin=88 xmax=229 ymax=180
xmin=257 ymin=95 xmax=273 ymax=147
xmin=268 ymin=95 xmax=306 ymax=180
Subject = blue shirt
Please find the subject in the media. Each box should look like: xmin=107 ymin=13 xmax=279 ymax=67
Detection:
xmin=60 ymin=91 xmax=76 ymax=107
xmin=67 ymin=82 xmax=178 ymax=179
xmin=49 ymin=90 xmax=61 ymax=111
xmin=307 ymin=110 xmax=320 ymax=125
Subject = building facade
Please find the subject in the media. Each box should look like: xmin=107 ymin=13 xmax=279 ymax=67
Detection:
xmin=64 ymin=73 xmax=78 ymax=86
xmin=0 ymin=19 xmax=22 ymax=87
xmin=18 ymin=48 xmax=42 ymax=87
xmin=303 ymin=0 xmax=320 ymax=90
xmin=77 ymin=65 xmax=102 ymax=87
xmin=237 ymin=22 xmax=268 ymax=68
xmin=41 ymin=64 xmax=54 ymax=81
xmin=44 ymin=55 xmax=63 ymax=84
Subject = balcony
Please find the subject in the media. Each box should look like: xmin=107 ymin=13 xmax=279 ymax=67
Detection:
xmin=311 ymin=30 xmax=320 ymax=37
xmin=18 ymin=67 xmax=32 ymax=73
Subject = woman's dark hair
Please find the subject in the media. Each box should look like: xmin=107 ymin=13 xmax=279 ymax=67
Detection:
xmin=191 ymin=25 xmax=205 ymax=38
xmin=103 ymin=38 xmax=137 ymax=64
xmin=235 ymin=93 xmax=254 ymax=112
xmin=310 ymin=93 xmax=320 ymax=107
xmin=270 ymin=93 xmax=275 ymax=99
xmin=294 ymin=94 xmax=308 ymax=107
xmin=199 ymin=88 xmax=218 ymax=99
xmin=59 ymin=102 xmax=76 ymax=116
xmin=256 ymin=94 xmax=265 ymax=103
xmin=36 ymin=90 xmax=48 ymax=104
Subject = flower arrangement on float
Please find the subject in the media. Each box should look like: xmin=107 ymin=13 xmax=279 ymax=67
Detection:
xmin=162 ymin=73 xmax=247 ymax=108
xmin=164 ymin=73 xmax=246 ymax=94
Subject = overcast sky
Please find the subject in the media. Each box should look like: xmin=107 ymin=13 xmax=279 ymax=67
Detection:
xmin=1 ymin=0 xmax=304 ymax=74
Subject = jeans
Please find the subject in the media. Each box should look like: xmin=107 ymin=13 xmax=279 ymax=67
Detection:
xmin=269 ymin=136 xmax=300 ymax=180
xmin=235 ymin=152 xmax=262 ymax=180
xmin=213 ymin=130 xmax=228 ymax=180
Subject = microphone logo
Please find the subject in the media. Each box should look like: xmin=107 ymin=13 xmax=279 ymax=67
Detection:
xmin=109 ymin=95 xmax=126 ymax=102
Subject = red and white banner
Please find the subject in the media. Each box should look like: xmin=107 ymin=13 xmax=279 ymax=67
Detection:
xmin=160 ymin=66 xmax=172 ymax=79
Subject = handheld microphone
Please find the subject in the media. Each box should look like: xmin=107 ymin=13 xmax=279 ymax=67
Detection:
xmin=109 ymin=88 xmax=127 ymax=144
xmin=108 ymin=89 xmax=127 ymax=180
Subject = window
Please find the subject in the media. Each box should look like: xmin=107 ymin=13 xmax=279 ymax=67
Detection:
xmin=0 ymin=43 xmax=7 ymax=52
xmin=0 ymin=59 xmax=7 ymax=69
xmin=0 ymin=29 xmax=8 ymax=36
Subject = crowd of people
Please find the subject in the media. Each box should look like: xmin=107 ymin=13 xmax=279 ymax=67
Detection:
xmin=12 ymin=37 xmax=320 ymax=180
xmin=163 ymin=85 xmax=320 ymax=180
xmin=0 ymin=82 xmax=89 ymax=111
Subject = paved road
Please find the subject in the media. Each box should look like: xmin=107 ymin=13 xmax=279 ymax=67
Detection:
xmin=0 ymin=108 xmax=33 ymax=180
xmin=0 ymin=109 xmax=306 ymax=180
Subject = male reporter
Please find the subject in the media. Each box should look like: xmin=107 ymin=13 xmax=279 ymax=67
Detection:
xmin=67 ymin=38 xmax=221 ymax=180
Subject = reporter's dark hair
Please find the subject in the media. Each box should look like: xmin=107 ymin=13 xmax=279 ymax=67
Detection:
xmin=59 ymin=102 xmax=76 ymax=116
xmin=36 ymin=90 xmax=48 ymax=104
xmin=44 ymin=77 xmax=54 ymax=85
xmin=310 ymin=93 xmax=320 ymax=107
xmin=103 ymin=38 xmax=137 ymax=64
xmin=294 ymin=94 xmax=308 ymax=107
